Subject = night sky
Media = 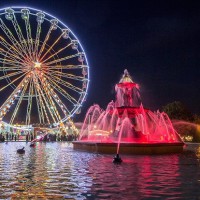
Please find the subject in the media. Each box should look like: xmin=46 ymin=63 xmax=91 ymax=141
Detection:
xmin=0 ymin=0 xmax=200 ymax=122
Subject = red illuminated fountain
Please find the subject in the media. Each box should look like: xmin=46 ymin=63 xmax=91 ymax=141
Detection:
xmin=73 ymin=70 xmax=184 ymax=154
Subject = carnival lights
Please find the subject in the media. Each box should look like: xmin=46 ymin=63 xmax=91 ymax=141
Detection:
xmin=0 ymin=6 xmax=89 ymax=126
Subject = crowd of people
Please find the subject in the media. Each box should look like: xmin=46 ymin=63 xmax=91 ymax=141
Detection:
xmin=41 ymin=133 xmax=78 ymax=142
xmin=0 ymin=132 xmax=22 ymax=142
xmin=25 ymin=132 xmax=35 ymax=141
xmin=0 ymin=133 xmax=5 ymax=142
xmin=0 ymin=131 xmax=79 ymax=142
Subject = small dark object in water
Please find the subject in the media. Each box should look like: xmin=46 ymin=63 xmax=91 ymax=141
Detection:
xmin=30 ymin=143 xmax=35 ymax=147
xmin=113 ymin=154 xmax=122 ymax=163
xmin=17 ymin=147 xmax=25 ymax=154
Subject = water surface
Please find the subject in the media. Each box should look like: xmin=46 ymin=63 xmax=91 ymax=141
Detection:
xmin=0 ymin=142 xmax=199 ymax=199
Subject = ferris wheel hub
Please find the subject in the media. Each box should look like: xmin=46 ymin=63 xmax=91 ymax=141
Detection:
xmin=34 ymin=62 xmax=41 ymax=69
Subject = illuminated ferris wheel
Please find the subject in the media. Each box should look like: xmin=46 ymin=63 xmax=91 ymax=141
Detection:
xmin=0 ymin=7 xmax=89 ymax=126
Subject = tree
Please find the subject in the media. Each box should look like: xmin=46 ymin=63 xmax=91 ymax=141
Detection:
xmin=193 ymin=114 xmax=200 ymax=142
xmin=162 ymin=101 xmax=193 ymax=121
xmin=194 ymin=114 xmax=200 ymax=124
xmin=162 ymin=101 xmax=200 ymax=142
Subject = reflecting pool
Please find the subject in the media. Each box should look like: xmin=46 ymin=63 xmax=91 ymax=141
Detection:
xmin=0 ymin=142 xmax=200 ymax=199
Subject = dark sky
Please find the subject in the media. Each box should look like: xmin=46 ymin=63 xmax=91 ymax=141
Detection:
xmin=0 ymin=0 xmax=200 ymax=121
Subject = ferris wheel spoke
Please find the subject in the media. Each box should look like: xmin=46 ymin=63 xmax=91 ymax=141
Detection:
xmin=10 ymin=12 xmax=32 ymax=59
xmin=0 ymin=18 xmax=22 ymax=51
xmin=0 ymin=38 xmax=24 ymax=61
xmin=11 ymin=12 xmax=26 ymax=43
xmin=0 ymin=57 xmax=21 ymax=67
xmin=50 ymin=93 xmax=70 ymax=116
xmin=39 ymin=75 xmax=70 ymax=116
xmin=43 ymin=71 xmax=82 ymax=93
xmin=38 ymin=88 xmax=58 ymax=123
xmin=0 ymin=18 xmax=32 ymax=63
xmin=0 ymin=64 xmax=22 ymax=72
xmin=43 ymin=73 xmax=78 ymax=105
xmin=44 ymin=85 xmax=71 ymax=114
xmin=0 ymin=58 xmax=16 ymax=66
xmin=47 ymin=70 xmax=86 ymax=81
xmin=34 ymin=75 xmax=59 ymax=123
xmin=0 ymin=36 xmax=30 ymax=63
xmin=38 ymin=75 xmax=62 ymax=121
xmin=33 ymin=81 xmax=48 ymax=124
xmin=0 ymin=36 xmax=17 ymax=51
xmin=46 ymin=64 xmax=88 ymax=70
xmin=34 ymin=87 xmax=43 ymax=124
xmin=39 ymin=33 xmax=64 ymax=62
xmin=0 ymin=50 xmax=27 ymax=66
xmin=0 ymin=75 xmax=30 ymax=118
xmin=0 ymin=72 xmax=29 ymax=92
xmin=0 ymin=54 xmax=27 ymax=68
xmin=47 ymin=98 xmax=62 ymax=122
xmin=34 ymin=21 xmax=42 ymax=61
xmin=24 ymin=18 xmax=34 ymax=60
xmin=9 ymin=77 xmax=30 ymax=124
xmin=34 ymin=77 xmax=51 ymax=124
xmin=37 ymin=25 xmax=54 ymax=59
xmin=22 ymin=9 xmax=34 ymax=57
xmin=40 ymin=83 xmax=62 ymax=122
xmin=44 ymin=86 xmax=78 ymax=110
xmin=26 ymin=78 xmax=34 ymax=125
xmin=0 ymin=66 xmax=22 ymax=71
xmin=0 ymin=66 xmax=26 ymax=73
xmin=0 ymin=70 xmax=25 ymax=81
xmin=44 ymin=53 xmax=80 ymax=66
xmin=41 ymin=42 xmax=72 ymax=63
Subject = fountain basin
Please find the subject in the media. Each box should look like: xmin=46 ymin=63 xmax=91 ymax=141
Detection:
xmin=73 ymin=141 xmax=184 ymax=155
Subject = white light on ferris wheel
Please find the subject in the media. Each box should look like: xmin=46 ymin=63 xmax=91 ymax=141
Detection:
xmin=0 ymin=6 xmax=90 ymax=126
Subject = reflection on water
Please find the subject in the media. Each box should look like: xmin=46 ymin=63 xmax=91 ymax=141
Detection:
xmin=0 ymin=142 xmax=199 ymax=199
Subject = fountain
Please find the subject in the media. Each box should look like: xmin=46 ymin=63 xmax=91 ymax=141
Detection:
xmin=73 ymin=70 xmax=184 ymax=154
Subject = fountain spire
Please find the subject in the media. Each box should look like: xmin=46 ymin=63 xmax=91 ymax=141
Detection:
xmin=119 ymin=69 xmax=134 ymax=83
xmin=116 ymin=69 xmax=140 ymax=107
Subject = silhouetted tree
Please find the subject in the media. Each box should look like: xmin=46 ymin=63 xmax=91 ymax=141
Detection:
xmin=162 ymin=101 xmax=193 ymax=121
xmin=163 ymin=101 xmax=200 ymax=142
xmin=193 ymin=114 xmax=200 ymax=142
xmin=194 ymin=114 xmax=200 ymax=124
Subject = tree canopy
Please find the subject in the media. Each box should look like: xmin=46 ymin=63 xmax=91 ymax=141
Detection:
xmin=162 ymin=101 xmax=193 ymax=121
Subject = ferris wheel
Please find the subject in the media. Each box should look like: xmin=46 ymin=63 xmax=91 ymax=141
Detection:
xmin=0 ymin=7 xmax=89 ymax=126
